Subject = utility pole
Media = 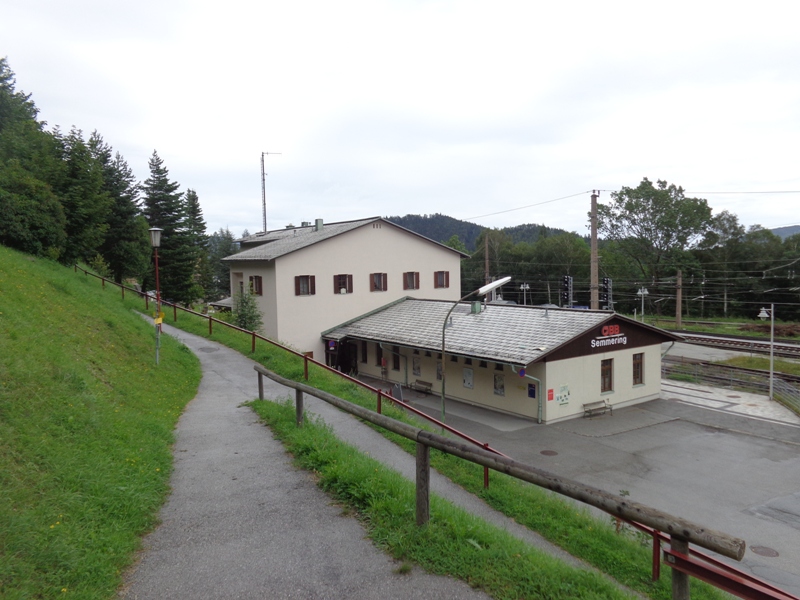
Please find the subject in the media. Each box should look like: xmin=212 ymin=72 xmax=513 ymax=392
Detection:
xmin=590 ymin=190 xmax=599 ymax=310
xmin=484 ymin=234 xmax=490 ymax=286
xmin=676 ymin=270 xmax=682 ymax=328
xmin=261 ymin=151 xmax=282 ymax=233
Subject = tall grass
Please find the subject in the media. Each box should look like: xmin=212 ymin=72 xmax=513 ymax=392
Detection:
xmin=0 ymin=247 xmax=201 ymax=599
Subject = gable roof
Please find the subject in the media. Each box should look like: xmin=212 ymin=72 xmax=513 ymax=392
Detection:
xmin=322 ymin=297 xmax=681 ymax=366
xmin=223 ymin=217 xmax=469 ymax=262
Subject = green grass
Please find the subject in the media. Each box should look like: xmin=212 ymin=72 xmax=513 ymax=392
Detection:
xmin=718 ymin=355 xmax=800 ymax=377
xmin=121 ymin=291 xmax=729 ymax=599
xmin=0 ymin=247 xmax=201 ymax=599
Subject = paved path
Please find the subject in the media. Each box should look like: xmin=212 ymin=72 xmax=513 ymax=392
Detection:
xmin=120 ymin=324 xmax=491 ymax=599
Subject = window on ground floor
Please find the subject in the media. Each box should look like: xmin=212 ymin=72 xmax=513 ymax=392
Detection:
xmin=633 ymin=353 xmax=644 ymax=385
xmin=360 ymin=340 xmax=367 ymax=363
xmin=392 ymin=346 xmax=400 ymax=370
xmin=601 ymin=358 xmax=613 ymax=393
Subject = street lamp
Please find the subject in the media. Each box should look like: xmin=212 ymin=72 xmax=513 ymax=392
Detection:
xmin=149 ymin=227 xmax=163 ymax=365
xmin=637 ymin=287 xmax=649 ymax=321
xmin=520 ymin=283 xmax=530 ymax=305
xmin=757 ymin=304 xmax=775 ymax=400
xmin=441 ymin=276 xmax=511 ymax=424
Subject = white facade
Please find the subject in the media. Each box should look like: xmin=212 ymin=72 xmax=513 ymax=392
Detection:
xmin=225 ymin=218 xmax=464 ymax=358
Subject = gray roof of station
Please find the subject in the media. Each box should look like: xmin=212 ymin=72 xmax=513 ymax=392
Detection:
xmin=322 ymin=298 xmax=622 ymax=366
xmin=223 ymin=217 xmax=468 ymax=262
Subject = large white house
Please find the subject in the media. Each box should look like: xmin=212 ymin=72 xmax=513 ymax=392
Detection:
xmin=323 ymin=298 xmax=681 ymax=423
xmin=222 ymin=217 xmax=467 ymax=359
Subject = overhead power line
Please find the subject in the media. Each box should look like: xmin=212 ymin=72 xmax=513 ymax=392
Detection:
xmin=464 ymin=191 xmax=590 ymax=221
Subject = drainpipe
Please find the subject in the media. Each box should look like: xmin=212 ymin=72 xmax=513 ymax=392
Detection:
xmin=661 ymin=341 xmax=675 ymax=358
xmin=510 ymin=365 xmax=544 ymax=424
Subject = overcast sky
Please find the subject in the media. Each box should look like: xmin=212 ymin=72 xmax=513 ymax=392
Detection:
xmin=4 ymin=0 xmax=800 ymax=239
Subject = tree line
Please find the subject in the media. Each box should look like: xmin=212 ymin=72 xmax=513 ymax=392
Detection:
xmin=0 ymin=58 xmax=237 ymax=304
xmin=454 ymin=179 xmax=800 ymax=321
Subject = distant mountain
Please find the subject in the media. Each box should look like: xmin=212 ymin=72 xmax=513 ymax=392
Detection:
xmin=772 ymin=225 xmax=800 ymax=240
xmin=386 ymin=213 xmax=571 ymax=251
xmin=386 ymin=214 xmax=484 ymax=250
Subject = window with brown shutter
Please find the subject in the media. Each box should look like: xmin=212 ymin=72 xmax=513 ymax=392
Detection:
xmin=403 ymin=271 xmax=419 ymax=290
xmin=333 ymin=274 xmax=353 ymax=294
xmin=370 ymin=273 xmax=387 ymax=292
xmin=249 ymin=275 xmax=263 ymax=295
xmin=434 ymin=271 xmax=449 ymax=288
xmin=294 ymin=275 xmax=316 ymax=296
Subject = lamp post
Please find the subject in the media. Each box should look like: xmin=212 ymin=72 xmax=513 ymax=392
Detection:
xmin=149 ymin=227 xmax=163 ymax=365
xmin=757 ymin=304 xmax=775 ymax=400
xmin=520 ymin=282 xmax=530 ymax=306
xmin=637 ymin=287 xmax=649 ymax=322
xmin=441 ymin=276 xmax=511 ymax=424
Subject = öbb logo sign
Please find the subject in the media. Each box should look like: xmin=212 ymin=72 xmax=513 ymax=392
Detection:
xmin=601 ymin=324 xmax=620 ymax=337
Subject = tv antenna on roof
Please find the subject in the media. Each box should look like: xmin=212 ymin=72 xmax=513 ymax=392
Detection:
xmin=261 ymin=151 xmax=282 ymax=233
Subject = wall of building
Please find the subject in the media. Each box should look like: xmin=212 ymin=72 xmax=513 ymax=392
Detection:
xmin=228 ymin=262 xmax=279 ymax=340
xmin=355 ymin=341 xmax=662 ymax=424
xmin=540 ymin=344 xmax=662 ymax=423
xmin=271 ymin=222 xmax=462 ymax=356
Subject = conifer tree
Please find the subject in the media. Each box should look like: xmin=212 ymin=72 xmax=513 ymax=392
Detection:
xmin=90 ymin=132 xmax=150 ymax=282
xmin=207 ymin=227 xmax=238 ymax=301
xmin=183 ymin=188 xmax=211 ymax=298
xmin=141 ymin=151 xmax=199 ymax=304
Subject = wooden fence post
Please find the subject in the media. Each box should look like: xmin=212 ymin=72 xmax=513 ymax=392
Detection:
xmin=258 ymin=372 xmax=264 ymax=400
xmin=670 ymin=537 xmax=690 ymax=600
xmin=416 ymin=441 xmax=430 ymax=525
xmin=208 ymin=316 xmax=213 ymax=335
xmin=295 ymin=389 xmax=304 ymax=427
xmin=173 ymin=305 xmax=177 ymax=321
xmin=251 ymin=332 xmax=256 ymax=353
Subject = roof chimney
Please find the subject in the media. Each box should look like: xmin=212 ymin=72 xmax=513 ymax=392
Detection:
xmin=315 ymin=218 xmax=323 ymax=231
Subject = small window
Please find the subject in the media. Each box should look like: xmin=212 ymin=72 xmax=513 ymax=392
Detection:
xmin=295 ymin=275 xmax=316 ymax=296
xmin=450 ymin=355 xmax=458 ymax=363
xmin=360 ymin=340 xmax=367 ymax=364
xmin=412 ymin=349 xmax=419 ymax=355
xmin=370 ymin=272 xmax=388 ymax=292
xmin=633 ymin=353 xmax=644 ymax=385
xmin=249 ymin=275 xmax=263 ymax=296
xmin=376 ymin=344 xmax=383 ymax=367
xmin=434 ymin=271 xmax=450 ymax=289
xmin=479 ymin=361 xmax=488 ymax=369
xmin=424 ymin=351 xmax=432 ymax=357
xmin=494 ymin=363 xmax=504 ymax=371
xmin=403 ymin=271 xmax=420 ymax=290
xmin=392 ymin=346 xmax=400 ymax=370
xmin=464 ymin=358 xmax=472 ymax=366
xmin=334 ymin=274 xmax=353 ymax=294
xmin=601 ymin=358 xmax=613 ymax=393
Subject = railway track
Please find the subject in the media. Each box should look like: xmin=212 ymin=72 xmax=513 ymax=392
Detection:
xmin=675 ymin=333 xmax=800 ymax=359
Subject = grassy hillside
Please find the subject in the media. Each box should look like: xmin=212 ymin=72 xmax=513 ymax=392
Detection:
xmin=0 ymin=245 xmax=201 ymax=599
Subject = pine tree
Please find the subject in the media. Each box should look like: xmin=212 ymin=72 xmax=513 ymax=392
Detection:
xmin=141 ymin=151 xmax=199 ymax=304
xmin=56 ymin=128 xmax=111 ymax=265
xmin=233 ymin=289 xmax=263 ymax=331
xmin=207 ymin=227 xmax=238 ymax=301
xmin=90 ymin=132 xmax=150 ymax=283
xmin=184 ymin=188 xmax=211 ymax=298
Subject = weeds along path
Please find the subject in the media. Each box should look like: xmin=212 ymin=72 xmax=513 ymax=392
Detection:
xmin=120 ymin=322 xmax=490 ymax=600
